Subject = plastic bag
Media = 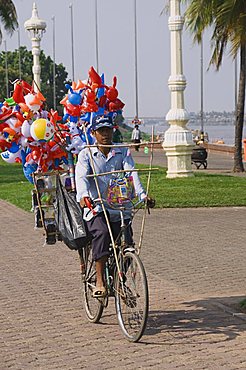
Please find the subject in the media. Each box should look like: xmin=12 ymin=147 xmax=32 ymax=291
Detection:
xmin=54 ymin=176 xmax=88 ymax=250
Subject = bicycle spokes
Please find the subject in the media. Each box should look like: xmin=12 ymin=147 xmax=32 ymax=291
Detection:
xmin=115 ymin=251 xmax=148 ymax=342
xmin=82 ymin=245 xmax=104 ymax=323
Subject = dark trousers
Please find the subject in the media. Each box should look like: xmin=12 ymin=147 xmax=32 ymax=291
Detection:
xmin=134 ymin=139 xmax=141 ymax=151
xmin=86 ymin=212 xmax=133 ymax=261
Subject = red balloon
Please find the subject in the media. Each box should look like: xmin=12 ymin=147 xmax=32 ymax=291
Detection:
xmin=88 ymin=66 xmax=102 ymax=87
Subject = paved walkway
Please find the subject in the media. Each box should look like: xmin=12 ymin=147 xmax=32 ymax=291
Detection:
xmin=1 ymin=200 xmax=246 ymax=369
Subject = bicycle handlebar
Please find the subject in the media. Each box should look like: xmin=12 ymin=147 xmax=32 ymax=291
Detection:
xmin=84 ymin=197 xmax=97 ymax=215
xmin=93 ymin=197 xmax=146 ymax=211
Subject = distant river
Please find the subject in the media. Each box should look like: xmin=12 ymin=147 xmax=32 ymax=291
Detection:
xmin=127 ymin=119 xmax=246 ymax=146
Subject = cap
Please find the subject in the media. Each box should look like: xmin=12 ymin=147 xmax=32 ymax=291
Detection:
xmin=91 ymin=115 xmax=114 ymax=131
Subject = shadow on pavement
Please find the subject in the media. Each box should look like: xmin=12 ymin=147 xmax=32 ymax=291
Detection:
xmin=142 ymin=295 xmax=246 ymax=345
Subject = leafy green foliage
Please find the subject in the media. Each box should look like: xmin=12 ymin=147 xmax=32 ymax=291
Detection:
xmin=183 ymin=0 xmax=246 ymax=172
xmin=183 ymin=0 xmax=246 ymax=66
xmin=0 ymin=46 xmax=69 ymax=110
xmin=0 ymin=0 xmax=18 ymax=44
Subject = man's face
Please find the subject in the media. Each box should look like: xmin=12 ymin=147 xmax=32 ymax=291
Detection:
xmin=93 ymin=127 xmax=113 ymax=145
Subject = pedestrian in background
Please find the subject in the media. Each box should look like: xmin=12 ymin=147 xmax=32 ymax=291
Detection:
xmin=131 ymin=124 xmax=141 ymax=151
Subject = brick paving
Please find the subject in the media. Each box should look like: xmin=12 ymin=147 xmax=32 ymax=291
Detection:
xmin=1 ymin=199 xmax=246 ymax=369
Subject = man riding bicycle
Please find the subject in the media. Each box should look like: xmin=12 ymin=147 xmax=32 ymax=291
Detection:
xmin=75 ymin=115 xmax=153 ymax=298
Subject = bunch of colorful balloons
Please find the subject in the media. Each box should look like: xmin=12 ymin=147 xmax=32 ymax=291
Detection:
xmin=0 ymin=66 xmax=125 ymax=183
xmin=60 ymin=66 xmax=125 ymax=125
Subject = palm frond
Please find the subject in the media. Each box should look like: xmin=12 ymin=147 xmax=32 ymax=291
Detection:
xmin=160 ymin=2 xmax=169 ymax=17
xmin=0 ymin=0 xmax=18 ymax=43
xmin=185 ymin=0 xmax=246 ymax=68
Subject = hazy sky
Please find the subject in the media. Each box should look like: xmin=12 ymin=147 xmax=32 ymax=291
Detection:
xmin=2 ymin=0 xmax=237 ymax=118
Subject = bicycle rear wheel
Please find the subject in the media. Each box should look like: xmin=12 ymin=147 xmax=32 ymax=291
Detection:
xmin=83 ymin=244 xmax=104 ymax=323
xmin=115 ymin=251 xmax=149 ymax=342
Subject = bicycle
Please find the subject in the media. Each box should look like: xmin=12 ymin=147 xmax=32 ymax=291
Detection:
xmin=78 ymin=198 xmax=149 ymax=343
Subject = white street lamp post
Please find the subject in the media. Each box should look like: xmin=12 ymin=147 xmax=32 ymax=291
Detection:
xmin=200 ymin=37 xmax=204 ymax=133
xmin=163 ymin=0 xmax=194 ymax=178
xmin=17 ymin=28 xmax=22 ymax=79
xmin=235 ymin=55 xmax=238 ymax=113
xmin=95 ymin=0 xmax=99 ymax=73
xmin=52 ymin=15 xmax=56 ymax=109
xmin=24 ymin=3 xmax=46 ymax=92
xmin=4 ymin=40 xmax=9 ymax=97
xmin=69 ymin=3 xmax=75 ymax=81
xmin=134 ymin=0 xmax=139 ymax=119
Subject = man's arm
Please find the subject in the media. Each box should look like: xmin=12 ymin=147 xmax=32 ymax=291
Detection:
xmin=75 ymin=149 xmax=91 ymax=204
xmin=122 ymin=149 xmax=145 ymax=198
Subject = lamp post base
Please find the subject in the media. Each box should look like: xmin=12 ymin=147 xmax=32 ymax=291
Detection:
xmin=163 ymin=124 xmax=194 ymax=178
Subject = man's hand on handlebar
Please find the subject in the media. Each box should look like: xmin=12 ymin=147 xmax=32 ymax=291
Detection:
xmin=80 ymin=195 xmax=155 ymax=212
xmin=80 ymin=197 xmax=97 ymax=215
xmin=146 ymin=196 xmax=155 ymax=209
xmin=80 ymin=196 xmax=94 ymax=209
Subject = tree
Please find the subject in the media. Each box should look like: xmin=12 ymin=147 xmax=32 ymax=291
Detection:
xmin=0 ymin=46 xmax=70 ymax=110
xmin=0 ymin=0 xmax=18 ymax=44
xmin=183 ymin=0 xmax=246 ymax=172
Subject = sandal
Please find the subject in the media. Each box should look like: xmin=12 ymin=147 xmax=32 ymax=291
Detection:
xmin=92 ymin=286 xmax=107 ymax=298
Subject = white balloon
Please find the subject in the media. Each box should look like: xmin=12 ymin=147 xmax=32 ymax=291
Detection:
xmin=21 ymin=120 xmax=31 ymax=138
xmin=24 ymin=93 xmax=40 ymax=112
xmin=1 ymin=149 xmax=21 ymax=163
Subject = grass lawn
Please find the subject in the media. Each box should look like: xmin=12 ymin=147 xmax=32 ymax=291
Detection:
xmin=0 ymin=158 xmax=246 ymax=211
xmin=138 ymin=165 xmax=246 ymax=208
xmin=0 ymin=159 xmax=33 ymax=212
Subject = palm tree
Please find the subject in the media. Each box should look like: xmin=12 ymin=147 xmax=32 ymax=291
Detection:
xmin=0 ymin=0 xmax=18 ymax=44
xmin=183 ymin=0 xmax=246 ymax=172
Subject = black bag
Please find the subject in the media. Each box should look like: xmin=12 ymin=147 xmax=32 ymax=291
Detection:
xmin=54 ymin=176 xmax=88 ymax=250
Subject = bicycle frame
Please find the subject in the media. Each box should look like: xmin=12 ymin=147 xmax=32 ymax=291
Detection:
xmin=103 ymin=206 xmax=136 ymax=299
xmin=82 ymin=121 xmax=154 ymax=286
xmin=91 ymin=198 xmax=144 ymax=297
xmin=80 ymin=123 xmax=154 ymax=341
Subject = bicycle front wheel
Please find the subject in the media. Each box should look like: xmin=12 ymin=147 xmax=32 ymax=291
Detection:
xmin=115 ymin=251 xmax=149 ymax=342
xmin=83 ymin=244 xmax=104 ymax=323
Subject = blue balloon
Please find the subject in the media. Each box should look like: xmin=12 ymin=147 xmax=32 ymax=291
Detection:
xmin=9 ymin=142 xmax=20 ymax=153
xmin=97 ymin=73 xmax=105 ymax=99
xmin=21 ymin=148 xmax=37 ymax=183
xmin=80 ymin=112 xmax=91 ymax=123
xmin=65 ymin=84 xmax=84 ymax=105
xmin=86 ymin=128 xmax=94 ymax=145
xmin=23 ymin=163 xmax=38 ymax=183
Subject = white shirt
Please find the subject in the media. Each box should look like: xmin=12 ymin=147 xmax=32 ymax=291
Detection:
xmin=131 ymin=128 xmax=141 ymax=140
xmin=75 ymin=145 xmax=145 ymax=221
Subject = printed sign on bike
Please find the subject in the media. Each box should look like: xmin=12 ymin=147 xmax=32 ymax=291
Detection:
xmin=107 ymin=175 xmax=135 ymax=204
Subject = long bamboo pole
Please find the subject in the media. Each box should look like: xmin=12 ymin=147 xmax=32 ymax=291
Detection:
xmin=33 ymin=174 xmax=47 ymax=232
xmin=137 ymin=126 xmax=154 ymax=254
xmin=86 ymin=167 xmax=158 ymax=178
xmin=33 ymin=169 xmax=68 ymax=177
xmin=83 ymin=141 xmax=160 ymax=149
